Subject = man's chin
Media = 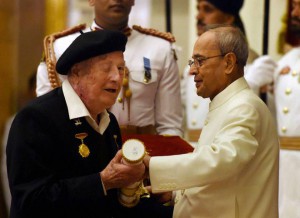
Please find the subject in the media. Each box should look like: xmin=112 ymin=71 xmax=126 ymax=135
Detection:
xmin=197 ymin=26 xmax=205 ymax=36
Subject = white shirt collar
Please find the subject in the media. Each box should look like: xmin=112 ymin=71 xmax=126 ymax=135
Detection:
xmin=91 ymin=21 xmax=102 ymax=31
xmin=62 ymin=80 xmax=110 ymax=134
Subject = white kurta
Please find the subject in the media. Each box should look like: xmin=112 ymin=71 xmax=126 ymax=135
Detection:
xmin=36 ymin=22 xmax=183 ymax=136
xmin=274 ymin=47 xmax=300 ymax=218
xmin=150 ymin=77 xmax=279 ymax=218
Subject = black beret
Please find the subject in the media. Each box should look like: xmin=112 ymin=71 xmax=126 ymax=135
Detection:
xmin=56 ymin=30 xmax=127 ymax=75
xmin=206 ymin=0 xmax=244 ymax=15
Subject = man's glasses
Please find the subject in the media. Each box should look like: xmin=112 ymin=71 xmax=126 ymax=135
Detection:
xmin=188 ymin=54 xmax=224 ymax=68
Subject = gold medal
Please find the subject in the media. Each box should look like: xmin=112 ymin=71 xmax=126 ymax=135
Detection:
xmin=75 ymin=133 xmax=89 ymax=158
xmin=79 ymin=143 xmax=90 ymax=158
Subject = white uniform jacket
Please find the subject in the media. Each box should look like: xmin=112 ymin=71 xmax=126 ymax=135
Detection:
xmin=274 ymin=47 xmax=300 ymax=218
xmin=274 ymin=47 xmax=300 ymax=137
xmin=36 ymin=22 xmax=183 ymax=136
xmin=150 ymin=77 xmax=279 ymax=218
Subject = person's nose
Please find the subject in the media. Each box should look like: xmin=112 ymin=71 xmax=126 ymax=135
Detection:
xmin=292 ymin=5 xmax=300 ymax=18
xmin=189 ymin=65 xmax=198 ymax=76
xmin=196 ymin=12 xmax=203 ymax=22
xmin=110 ymin=66 xmax=122 ymax=81
xmin=196 ymin=8 xmax=204 ymax=22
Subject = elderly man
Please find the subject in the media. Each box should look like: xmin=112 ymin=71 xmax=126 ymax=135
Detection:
xmin=37 ymin=0 xmax=182 ymax=137
xmin=183 ymin=0 xmax=276 ymax=144
xmin=145 ymin=25 xmax=279 ymax=218
xmin=6 ymin=30 xmax=146 ymax=218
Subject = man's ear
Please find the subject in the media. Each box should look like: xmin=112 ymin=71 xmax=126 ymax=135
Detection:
xmin=225 ymin=14 xmax=235 ymax=25
xmin=224 ymin=52 xmax=237 ymax=74
xmin=88 ymin=0 xmax=95 ymax=7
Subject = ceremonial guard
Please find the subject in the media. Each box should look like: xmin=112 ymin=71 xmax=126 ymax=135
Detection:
xmin=274 ymin=47 xmax=300 ymax=217
xmin=37 ymin=0 xmax=183 ymax=137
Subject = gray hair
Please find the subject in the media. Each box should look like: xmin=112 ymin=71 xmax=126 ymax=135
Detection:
xmin=205 ymin=24 xmax=249 ymax=67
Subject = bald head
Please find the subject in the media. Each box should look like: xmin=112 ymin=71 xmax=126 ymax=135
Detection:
xmin=189 ymin=25 xmax=248 ymax=100
xmin=204 ymin=25 xmax=248 ymax=68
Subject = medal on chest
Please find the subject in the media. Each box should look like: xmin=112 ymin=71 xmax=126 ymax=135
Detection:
xmin=75 ymin=132 xmax=90 ymax=158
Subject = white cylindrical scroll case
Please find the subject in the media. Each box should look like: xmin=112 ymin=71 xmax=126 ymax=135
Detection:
xmin=119 ymin=139 xmax=147 ymax=207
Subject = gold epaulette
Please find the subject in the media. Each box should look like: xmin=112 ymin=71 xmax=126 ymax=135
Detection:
xmin=132 ymin=25 xmax=176 ymax=43
xmin=43 ymin=23 xmax=87 ymax=89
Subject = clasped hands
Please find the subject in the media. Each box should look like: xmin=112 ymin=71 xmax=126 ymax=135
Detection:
xmin=100 ymin=150 xmax=172 ymax=204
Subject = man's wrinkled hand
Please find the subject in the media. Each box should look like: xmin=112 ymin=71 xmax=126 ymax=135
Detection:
xmin=100 ymin=150 xmax=145 ymax=190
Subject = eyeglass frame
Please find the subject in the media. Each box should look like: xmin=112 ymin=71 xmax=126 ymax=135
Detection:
xmin=188 ymin=54 xmax=225 ymax=68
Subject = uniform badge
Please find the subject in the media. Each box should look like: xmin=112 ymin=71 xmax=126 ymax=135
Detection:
xmin=280 ymin=66 xmax=290 ymax=75
xmin=74 ymin=119 xmax=82 ymax=126
xmin=143 ymin=57 xmax=151 ymax=83
xmin=75 ymin=133 xmax=90 ymax=158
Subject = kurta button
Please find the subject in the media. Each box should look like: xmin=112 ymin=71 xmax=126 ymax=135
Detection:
xmin=204 ymin=120 xmax=208 ymax=125
xmin=118 ymin=97 xmax=123 ymax=103
xmin=192 ymin=120 xmax=197 ymax=126
xmin=181 ymin=189 xmax=185 ymax=195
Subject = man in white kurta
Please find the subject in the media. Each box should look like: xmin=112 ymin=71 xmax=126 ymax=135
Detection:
xmin=182 ymin=0 xmax=275 ymax=145
xmin=147 ymin=25 xmax=279 ymax=218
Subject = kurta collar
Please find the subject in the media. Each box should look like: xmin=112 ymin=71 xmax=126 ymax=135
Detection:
xmin=62 ymin=80 xmax=110 ymax=134
xmin=209 ymin=77 xmax=249 ymax=112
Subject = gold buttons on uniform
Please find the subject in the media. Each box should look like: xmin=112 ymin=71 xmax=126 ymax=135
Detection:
xmin=281 ymin=126 xmax=287 ymax=133
xmin=283 ymin=107 xmax=289 ymax=114
xmin=118 ymin=97 xmax=123 ymax=103
xmin=193 ymin=102 xmax=199 ymax=109
xmin=285 ymin=88 xmax=292 ymax=95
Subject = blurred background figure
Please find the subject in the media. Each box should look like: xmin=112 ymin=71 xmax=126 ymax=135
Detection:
xmin=1 ymin=72 xmax=36 ymax=216
xmin=274 ymin=0 xmax=300 ymax=216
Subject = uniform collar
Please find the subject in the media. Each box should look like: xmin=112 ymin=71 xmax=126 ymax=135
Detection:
xmin=91 ymin=20 xmax=132 ymax=37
